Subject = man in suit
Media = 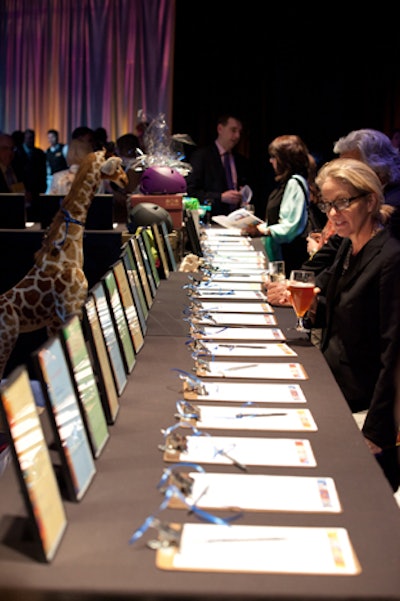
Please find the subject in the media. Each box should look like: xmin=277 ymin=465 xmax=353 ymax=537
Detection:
xmin=0 ymin=133 xmax=24 ymax=193
xmin=185 ymin=114 xmax=251 ymax=216
xmin=15 ymin=129 xmax=47 ymax=220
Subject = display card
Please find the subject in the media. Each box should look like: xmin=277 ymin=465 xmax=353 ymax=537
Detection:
xmin=112 ymin=259 xmax=144 ymax=353
xmin=0 ymin=366 xmax=67 ymax=561
xmin=33 ymin=337 xmax=96 ymax=502
xmin=82 ymin=296 xmax=120 ymax=424
xmin=60 ymin=315 xmax=109 ymax=458
xmin=91 ymin=282 xmax=127 ymax=395
xmin=103 ymin=270 xmax=136 ymax=374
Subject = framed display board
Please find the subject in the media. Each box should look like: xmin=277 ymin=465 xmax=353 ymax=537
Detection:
xmin=138 ymin=226 xmax=161 ymax=287
xmin=135 ymin=232 xmax=158 ymax=297
xmin=121 ymin=243 xmax=148 ymax=334
xmin=0 ymin=366 xmax=67 ymax=562
xmin=151 ymin=223 xmax=170 ymax=279
xmin=160 ymin=220 xmax=177 ymax=271
xmin=112 ymin=259 xmax=144 ymax=354
xmin=103 ymin=270 xmax=136 ymax=374
xmin=60 ymin=315 xmax=109 ymax=458
xmin=91 ymin=281 xmax=128 ymax=395
xmin=129 ymin=236 xmax=154 ymax=310
xmin=184 ymin=209 xmax=203 ymax=257
xmin=32 ymin=337 xmax=97 ymax=502
xmin=82 ymin=296 xmax=120 ymax=424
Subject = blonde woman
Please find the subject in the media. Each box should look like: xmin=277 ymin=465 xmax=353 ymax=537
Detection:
xmin=311 ymin=157 xmax=400 ymax=491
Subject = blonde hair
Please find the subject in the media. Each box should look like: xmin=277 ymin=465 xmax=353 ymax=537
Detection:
xmin=316 ymin=157 xmax=394 ymax=224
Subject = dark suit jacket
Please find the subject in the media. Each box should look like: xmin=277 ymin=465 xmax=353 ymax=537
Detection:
xmin=315 ymin=229 xmax=400 ymax=449
xmin=185 ymin=142 xmax=251 ymax=216
xmin=0 ymin=170 xmax=10 ymax=193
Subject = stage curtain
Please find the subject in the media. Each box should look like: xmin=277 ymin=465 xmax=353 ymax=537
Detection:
xmin=0 ymin=0 xmax=175 ymax=149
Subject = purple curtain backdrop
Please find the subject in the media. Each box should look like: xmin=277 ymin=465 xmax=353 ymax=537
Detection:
xmin=0 ymin=0 xmax=175 ymax=149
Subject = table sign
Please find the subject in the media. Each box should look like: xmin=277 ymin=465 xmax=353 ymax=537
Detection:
xmin=0 ymin=366 xmax=67 ymax=562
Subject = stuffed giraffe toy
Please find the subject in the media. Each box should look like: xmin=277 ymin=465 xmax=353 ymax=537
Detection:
xmin=0 ymin=149 xmax=128 ymax=380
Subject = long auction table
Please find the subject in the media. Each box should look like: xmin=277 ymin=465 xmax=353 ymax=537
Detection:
xmin=1 ymin=240 xmax=400 ymax=600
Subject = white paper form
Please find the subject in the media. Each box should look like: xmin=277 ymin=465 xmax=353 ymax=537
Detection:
xmin=207 ymin=251 xmax=266 ymax=262
xmin=206 ymin=264 xmax=267 ymax=274
xmin=197 ymin=341 xmax=297 ymax=358
xmin=202 ymin=238 xmax=253 ymax=248
xmin=188 ymin=405 xmax=316 ymax=432
xmin=197 ymin=281 xmax=264 ymax=291
xmin=196 ymin=361 xmax=307 ymax=380
xmin=202 ymin=228 xmax=244 ymax=238
xmin=164 ymin=435 xmax=316 ymax=467
xmin=205 ymin=249 xmax=263 ymax=259
xmin=206 ymin=273 xmax=266 ymax=283
xmin=184 ymin=381 xmax=306 ymax=404
xmin=195 ymin=312 xmax=277 ymax=327
xmin=193 ymin=326 xmax=284 ymax=341
xmin=157 ymin=523 xmax=361 ymax=575
xmin=209 ymin=256 xmax=267 ymax=267
xmin=171 ymin=472 xmax=342 ymax=513
xmin=193 ymin=301 xmax=274 ymax=313
xmin=192 ymin=290 xmax=268 ymax=302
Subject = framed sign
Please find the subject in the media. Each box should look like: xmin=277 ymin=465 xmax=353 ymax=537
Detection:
xmin=91 ymin=282 xmax=128 ymax=395
xmin=103 ymin=270 xmax=136 ymax=374
xmin=112 ymin=259 xmax=144 ymax=354
xmin=151 ymin=223 xmax=170 ymax=279
xmin=138 ymin=226 xmax=161 ymax=287
xmin=129 ymin=236 xmax=154 ymax=309
xmin=160 ymin=220 xmax=177 ymax=271
xmin=136 ymin=232 xmax=158 ymax=297
xmin=60 ymin=315 xmax=110 ymax=458
xmin=0 ymin=366 xmax=67 ymax=562
xmin=121 ymin=243 xmax=148 ymax=332
xmin=32 ymin=337 xmax=97 ymax=502
xmin=82 ymin=296 xmax=120 ymax=424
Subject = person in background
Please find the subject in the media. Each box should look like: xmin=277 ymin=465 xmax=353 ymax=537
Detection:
xmin=307 ymin=158 xmax=400 ymax=492
xmin=94 ymin=126 xmax=115 ymax=154
xmin=245 ymin=134 xmax=310 ymax=277
xmin=50 ymin=126 xmax=96 ymax=195
xmin=45 ymin=129 xmax=68 ymax=192
xmin=390 ymin=128 xmax=400 ymax=152
xmin=0 ymin=133 xmax=24 ymax=193
xmin=15 ymin=128 xmax=47 ymax=220
xmin=185 ymin=113 xmax=251 ymax=216
xmin=111 ymin=132 xmax=142 ymax=222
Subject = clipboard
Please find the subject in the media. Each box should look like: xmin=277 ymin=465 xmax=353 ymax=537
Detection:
xmin=183 ymin=381 xmax=307 ymax=404
xmin=196 ymin=361 xmax=308 ymax=380
xmin=155 ymin=523 xmax=361 ymax=575
xmin=165 ymin=472 xmax=341 ymax=513
xmin=178 ymin=405 xmax=317 ymax=432
xmin=162 ymin=434 xmax=317 ymax=467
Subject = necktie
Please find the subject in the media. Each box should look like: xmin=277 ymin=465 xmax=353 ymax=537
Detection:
xmin=223 ymin=152 xmax=234 ymax=190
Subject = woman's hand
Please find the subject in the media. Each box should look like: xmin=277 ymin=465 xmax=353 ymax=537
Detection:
xmin=265 ymin=280 xmax=291 ymax=306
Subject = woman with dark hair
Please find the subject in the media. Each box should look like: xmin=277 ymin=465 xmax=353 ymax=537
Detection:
xmin=245 ymin=134 xmax=311 ymax=277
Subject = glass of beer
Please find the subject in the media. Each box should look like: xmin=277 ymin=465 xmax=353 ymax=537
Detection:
xmin=288 ymin=270 xmax=315 ymax=331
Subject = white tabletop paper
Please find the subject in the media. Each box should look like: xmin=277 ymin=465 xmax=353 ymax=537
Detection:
xmin=176 ymin=472 xmax=342 ymax=513
xmin=157 ymin=523 xmax=361 ymax=575
xmin=196 ymin=361 xmax=307 ymax=380
xmin=166 ymin=435 xmax=316 ymax=467
xmin=184 ymin=381 xmax=306 ymax=404
xmin=190 ymin=405 xmax=316 ymax=431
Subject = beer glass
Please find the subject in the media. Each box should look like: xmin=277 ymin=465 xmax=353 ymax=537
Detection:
xmin=288 ymin=270 xmax=315 ymax=331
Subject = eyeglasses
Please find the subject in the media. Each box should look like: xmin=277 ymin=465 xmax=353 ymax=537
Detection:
xmin=317 ymin=192 xmax=368 ymax=214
